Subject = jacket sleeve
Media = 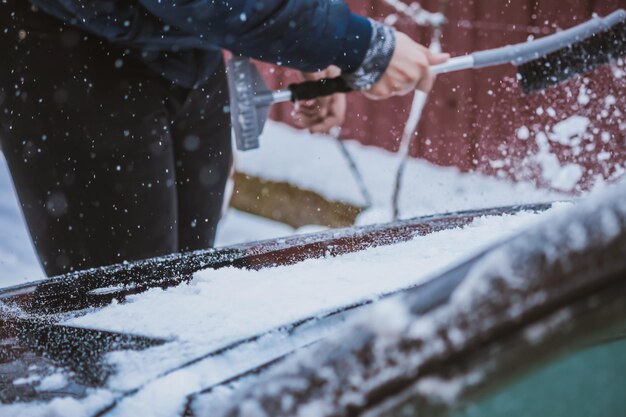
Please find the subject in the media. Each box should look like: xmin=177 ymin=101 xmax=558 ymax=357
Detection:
xmin=137 ymin=0 xmax=372 ymax=73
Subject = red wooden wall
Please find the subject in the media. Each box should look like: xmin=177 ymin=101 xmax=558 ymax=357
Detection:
xmin=260 ymin=0 xmax=626 ymax=192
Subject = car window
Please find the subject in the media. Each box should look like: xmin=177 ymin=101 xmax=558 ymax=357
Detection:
xmin=451 ymin=334 xmax=626 ymax=417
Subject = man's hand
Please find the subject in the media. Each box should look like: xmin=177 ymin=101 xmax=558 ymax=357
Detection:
xmin=364 ymin=31 xmax=449 ymax=100
xmin=293 ymin=65 xmax=346 ymax=134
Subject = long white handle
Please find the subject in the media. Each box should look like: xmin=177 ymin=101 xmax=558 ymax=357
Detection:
xmin=431 ymin=9 xmax=625 ymax=75
xmin=431 ymin=55 xmax=476 ymax=74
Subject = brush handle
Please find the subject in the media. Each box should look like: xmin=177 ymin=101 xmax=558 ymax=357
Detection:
xmin=288 ymin=77 xmax=353 ymax=101
xmin=471 ymin=9 xmax=625 ymax=68
xmin=284 ymin=56 xmax=470 ymax=101
xmin=284 ymin=57 xmax=471 ymax=102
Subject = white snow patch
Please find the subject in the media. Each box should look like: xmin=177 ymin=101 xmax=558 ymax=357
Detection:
xmin=454 ymin=181 xmax=626 ymax=318
xmin=416 ymin=371 xmax=483 ymax=404
xmin=598 ymin=151 xmax=611 ymax=162
xmin=0 ymin=390 xmax=114 ymax=417
xmin=524 ymin=308 xmax=573 ymax=345
xmin=51 ymin=209 xmax=558 ymax=415
xmin=516 ymin=126 xmax=530 ymax=140
xmin=577 ymin=86 xmax=591 ymax=106
xmin=365 ymin=299 xmax=411 ymax=340
xmin=215 ymin=210 xmax=294 ymax=247
xmin=37 ymin=373 xmax=69 ymax=391
xmin=0 ymin=154 xmax=45 ymax=286
xmin=238 ymin=122 xmax=558 ymax=221
xmin=546 ymin=163 xmax=584 ymax=192
xmin=550 ymin=116 xmax=590 ymax=146
xmin=533 ymin=132 xmax=584 ymax=192
xmin=112 ymin=370 xmax=202 ymax=417
xmin=66 ymin=210 xmax=555 ymax=345
xmin=13 ymin=374 xmax=41 ymax=386
xmin=605 ymin=95 xmax=617 ymax=107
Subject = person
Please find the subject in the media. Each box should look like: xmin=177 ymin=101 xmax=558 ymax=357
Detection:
xmin=0 ymin=0 xmax=448 ymax=277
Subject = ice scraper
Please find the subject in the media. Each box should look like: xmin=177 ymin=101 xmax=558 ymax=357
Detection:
xmin=227 ymin=9 xmax=626 ymax=150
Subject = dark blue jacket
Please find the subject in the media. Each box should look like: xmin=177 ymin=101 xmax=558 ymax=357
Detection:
xmin=31 ymin=0 xmax=372 ymax=88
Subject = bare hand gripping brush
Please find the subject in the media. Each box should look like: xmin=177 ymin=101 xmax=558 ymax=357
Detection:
xmin=227 ymin=9 xmax=626 ymax=151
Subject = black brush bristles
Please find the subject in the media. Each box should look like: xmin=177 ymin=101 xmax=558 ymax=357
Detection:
xmin=518 ymin=19 xmax=626 ymax=94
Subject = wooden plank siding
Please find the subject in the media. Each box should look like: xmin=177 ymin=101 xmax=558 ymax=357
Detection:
xmin=257 ymin=0 xmax=625 ymax=192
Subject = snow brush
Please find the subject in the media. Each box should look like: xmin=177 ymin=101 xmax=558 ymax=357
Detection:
xmin=227 ymin=9 xmax=626 ymax=151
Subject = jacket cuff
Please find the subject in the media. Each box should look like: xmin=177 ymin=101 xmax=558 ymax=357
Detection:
xmin=341 ymin=19 xmax=396 ymax=90
xmin=334 ymin=13 xmax=373 ymax=73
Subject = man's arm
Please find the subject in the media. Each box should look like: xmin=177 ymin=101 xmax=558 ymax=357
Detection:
xmin=295 ymin=30 xmax=449 ymax=133
xmin=139 ymin=0 xmax=372 ymax=74
xmin=141 ymin=0 xmax=447 ymax=98
xmin=31 ymin=0 xmax=447 ymax=99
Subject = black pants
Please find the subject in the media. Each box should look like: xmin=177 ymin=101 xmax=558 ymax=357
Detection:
xmin=0 ymin=4 xmax=232 ymax=276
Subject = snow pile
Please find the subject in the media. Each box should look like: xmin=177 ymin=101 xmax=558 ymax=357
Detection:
xmin=66 ymin=210 xmax=554 ymax=343
xmin=206 ymin=181 xmax=626 ymax=417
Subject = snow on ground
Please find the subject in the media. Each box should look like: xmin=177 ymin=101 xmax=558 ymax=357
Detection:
xmin=237 ymin=121 xmax=561 ymax=222
xmin=215 ymin=209 xmax=294 ymax=247
xmin=0 ymin=154 xmax=45 ymax=286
